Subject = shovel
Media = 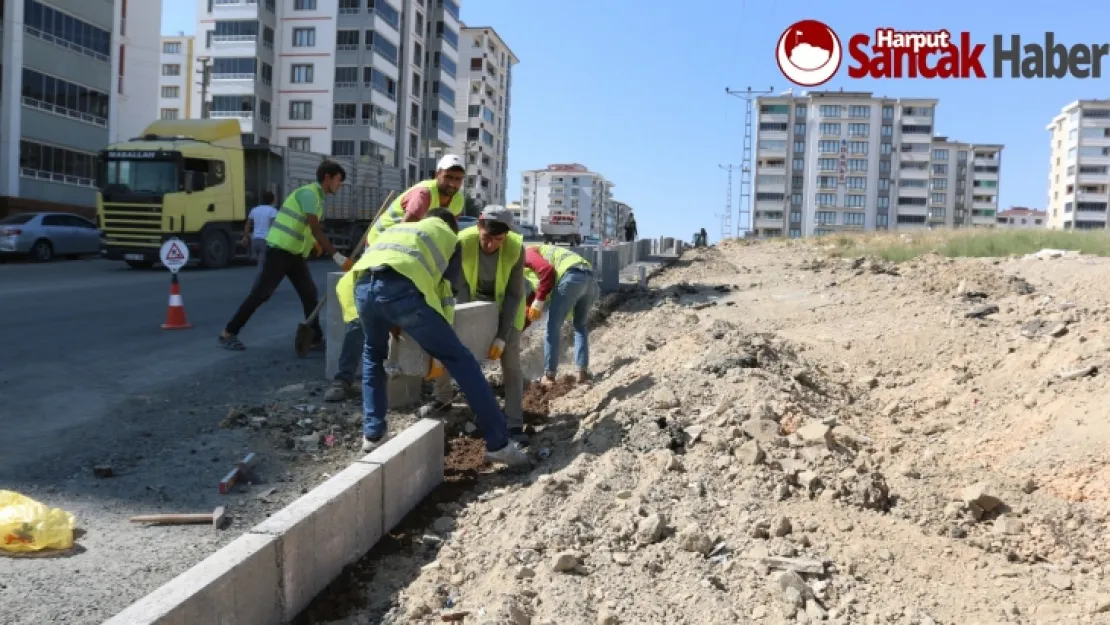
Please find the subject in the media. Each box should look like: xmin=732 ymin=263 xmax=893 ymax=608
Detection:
xmin=295 ymin=190 xmax=397 ymax=357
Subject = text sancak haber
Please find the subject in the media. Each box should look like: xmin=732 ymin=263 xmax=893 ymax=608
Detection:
xmin=847 ymin=29 xmax=1109 ymax=79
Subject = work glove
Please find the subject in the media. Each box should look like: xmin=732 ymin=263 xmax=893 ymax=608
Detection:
xmin=425 ymin=359 xmax=445 ymax=380
xmin=527 ymin=300 xmax=545 ymax=322
xmin=487 ymin=338 xmax=506 ymax=360
xmin=332 ymin=252 xmax=349 ymax=268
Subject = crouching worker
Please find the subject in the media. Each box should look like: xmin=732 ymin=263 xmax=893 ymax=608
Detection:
xmin=431 ymin=206 xmax=530 ymax=443
xmin=531 ymin=244 xmax=599 ymax=385
xmin=344 ymin=208 xmax=529 ymax=466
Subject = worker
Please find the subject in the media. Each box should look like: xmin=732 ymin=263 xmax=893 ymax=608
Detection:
xmin=430 ymin=206 xmax=529 ymax=443
xmin=243 ymin=190 xmax=277 ymax=267
xmin=219 ymin=161 xmax=349 ymax=351
xmin=324 ymin=155 xmax=467 ymax=401
xmin=530 ymin=244 xmax=598 ymax=385
xmin=348 ymin=208 xmax=529 ymax=466
xmin=524 ymin=246 xmax=557 ymax=328
xmin=623 ymin=212 xmax=638 ymax=243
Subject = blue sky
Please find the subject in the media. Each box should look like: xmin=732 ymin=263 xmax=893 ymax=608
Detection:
xmin=163 ymin=0 xmax=1110 ymax=240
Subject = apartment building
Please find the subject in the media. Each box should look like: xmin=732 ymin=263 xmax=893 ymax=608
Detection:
xmin=452 ymin=25 xmax=517 ymax=206
xmin=193 ymin=0 xmax=470 ymax=187
xmin=1045 ymin=100 xmax=1110 ymax=230
xmin=113 ymin=0 xmax=162 ymax=143
xmin=996 ymin=207 xmax=1046 ymax=228
xmin=520 ymin=163 xmax=613 ymax=238
xmin=751 ymin=90 xmax=1003 ymax=238
xmin=606 ymin=199 xmax=632 ymax=240
xmin=157 ymin=34 xmax=195 ymax=123
xmin=1 ymin=0 xmax=127 ymax=214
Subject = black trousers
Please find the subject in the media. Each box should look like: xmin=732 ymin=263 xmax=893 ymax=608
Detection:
xmin=225 ymin=245 xmax=321 ymax=338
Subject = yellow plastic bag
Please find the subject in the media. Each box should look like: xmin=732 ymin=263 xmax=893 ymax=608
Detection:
xmin=0 ymin=490 xmax=77 ymax=553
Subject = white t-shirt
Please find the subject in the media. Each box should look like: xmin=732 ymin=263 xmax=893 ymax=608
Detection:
xmin=248 ymin=204 xmax=278 ymax=239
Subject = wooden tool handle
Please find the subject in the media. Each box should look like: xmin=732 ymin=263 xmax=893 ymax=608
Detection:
xmin=130 ymin=514 xmax=212 ymax=524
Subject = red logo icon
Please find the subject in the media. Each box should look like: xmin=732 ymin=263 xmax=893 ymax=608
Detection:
xmin=776 ymin=20 xmax=843 ymax=87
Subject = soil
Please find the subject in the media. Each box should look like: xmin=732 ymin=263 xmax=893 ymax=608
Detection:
xmin=522 ymin=377 xmax=578 ymax=425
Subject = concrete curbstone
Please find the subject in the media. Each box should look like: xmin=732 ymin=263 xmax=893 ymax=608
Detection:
xmin=100 ymin=533 xmax=282 ymax=625
xmin=248 ymin=461 xmax=383 ymax=623
xmin=359 ymin=418 xmax=445 ymax=532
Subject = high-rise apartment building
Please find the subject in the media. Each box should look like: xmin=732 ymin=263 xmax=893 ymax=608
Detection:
xmin=520 ymin=164 xmax=613 ymax=238
xmin=1 ymin=0 xmax=133 ymax=214
xmin=192 ymin=0 xmax=477 ymax=188
xmin=606 ymin=200 xmax=632 ymax=240
xmin=157 ymin=34 xmax=195 ymax=123
xmin=452 ymin=25 xmax=517 ymax=206
xmin=113 ymin=0 xmax=163 ymax=143
xmin=1045 ymin=100 xmax=1110 ymax=230
xmin=751 ymin=90 xmax=1003 ymax=238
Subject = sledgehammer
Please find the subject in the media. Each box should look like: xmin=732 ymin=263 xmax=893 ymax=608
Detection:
xmin=130 ymin=506 xmax=228 ymax=530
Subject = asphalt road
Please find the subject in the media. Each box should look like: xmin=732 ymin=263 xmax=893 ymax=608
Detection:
xmin=0 ymin=257 xmax=335 ymax=482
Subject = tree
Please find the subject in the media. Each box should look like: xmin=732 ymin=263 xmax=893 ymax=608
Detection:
xmin=463 ymin=194 xmax=484 ymax=218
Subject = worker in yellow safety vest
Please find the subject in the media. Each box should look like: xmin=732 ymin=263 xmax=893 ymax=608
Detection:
xmin=346 ymin=208 xmax=529 ymax=466
xmin=530 ymin=244 xmax=599 ymax=386
xmin=324 ymin=154 xmax=466 ymax=401
xmin=220 ymin=161 xmax=349 ymax=351
xmin=430 ymin=206 xmax=530 ymax=443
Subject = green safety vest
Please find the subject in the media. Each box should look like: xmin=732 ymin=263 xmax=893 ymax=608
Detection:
xmin=351 ymin=218 xmax=459 ymax=321
xmin=368 ymin=180 xmax=464 ymax=246
xmin=459 ymin=229 xmax=525 ymax=331
xmin=267 ymin=182 xmax=323 ymax=257
xmin=536 ymin=244 xmax=591 ymax=281
xmin=524 ymin=268 xmax=539 ymax=294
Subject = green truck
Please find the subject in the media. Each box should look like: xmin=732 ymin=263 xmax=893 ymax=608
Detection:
xmin=97 ymin=119 xmax=403 ymax=269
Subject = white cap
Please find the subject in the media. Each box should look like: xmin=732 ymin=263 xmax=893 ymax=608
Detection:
xmin=436 ymin=154 xmax=464 ymax=171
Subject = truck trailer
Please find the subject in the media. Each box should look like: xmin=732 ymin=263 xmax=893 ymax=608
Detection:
xmin=97 ymin=119 xmax=403 ymax=269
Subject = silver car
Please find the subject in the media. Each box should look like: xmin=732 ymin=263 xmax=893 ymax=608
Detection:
xmin=0 ymin=212 xmax=102 ymax=262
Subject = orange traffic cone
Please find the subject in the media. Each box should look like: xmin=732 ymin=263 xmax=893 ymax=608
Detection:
xmin=161 ymin=273 xmax=192 ymax=330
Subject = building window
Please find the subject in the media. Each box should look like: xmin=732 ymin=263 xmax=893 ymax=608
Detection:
xmin=161 ymin=86 xmax=180 ymax=98
xmin=819 ymin=105 xmax=840 ymax=117
xmin=933 ymin=149 xmax=949 ymax=160
xmin=22 ymin=0 xmax=112 ymax=62
xmin=289 ymin=100 xmax=312 ymax=120
xmin=844 ymin=195 xmax=866 ymax=208
xmin=160 ymin=108 xmax=179 ymax=120
xmin=292 ymin=27 xmax=316 ymax=47
xmin=373 ymin=0 xmax=400 ymax=30
xmin=19 ymin=140 xmax=97 ymax=186
xmin=20 ymin=69 xmax=110 ymax=127
xmin=288 ymin=137 xmax=311 ymax=151
xmin=819 ymin=122 xmax=841 ymax=136
xmin=848 ymin=105 xmax=871 ymax=118
xmin=162 ymin=64 xmax=181 ymax=76
xmin=332 ymin=140 xmax=355 ymax=156
xmin=294 ymin=0 xmax=317 ymax=9
xmin=847 ymin=123 xmax=869 ymax=137
xmin=336 ymin=30 xmax=359 ymax=50
xmin=291 ymin=64 xmax=314 ymax=83
xmin=163 ymin=42 xmax=181 ymax=54
xmin=816 ymin=211 xmax=836 ymax=224
xmin=815 ymin=193 xmax=836 ymax=206
xmin=844 ymin=212 xmax=865 ymax=225
xmin=931 ymin=193 xmax=947 ymax=204
xmin=846 ymin=176 xmax=866 ymax=190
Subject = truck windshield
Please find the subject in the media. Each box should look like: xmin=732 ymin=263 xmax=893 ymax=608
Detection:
xmin=101 ymin=159 xmax=181 ymax=195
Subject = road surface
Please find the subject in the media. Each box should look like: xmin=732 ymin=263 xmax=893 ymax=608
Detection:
xmin=0 ymin=257 xmax=335 ymax=482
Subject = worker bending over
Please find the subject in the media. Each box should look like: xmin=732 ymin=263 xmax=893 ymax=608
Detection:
xmin=344 ymin=209 xmax=529 ymax=466
xmin=325 ymin=155 xmax=467 ymax=401
xmin=219 ymin=161 xmax=348 ymax=351
xmin=430 ymin=206 xmax=530 ymax=443
xmin=530 ymin=244 xmax=598 ymax=385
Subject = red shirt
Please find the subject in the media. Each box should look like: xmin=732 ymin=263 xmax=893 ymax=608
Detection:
xmin=525 ymin=247 xmax=556 ymax=304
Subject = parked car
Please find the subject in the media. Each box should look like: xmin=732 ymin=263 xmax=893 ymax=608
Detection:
xmin=0 ymin=212 xmax=102 ymax=262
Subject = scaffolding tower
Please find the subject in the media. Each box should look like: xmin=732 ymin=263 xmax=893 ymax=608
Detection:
xmin=726 ymin=86 xmax=774 ymax=238
xmin=718 ymin=164 xmax=738 ymax=241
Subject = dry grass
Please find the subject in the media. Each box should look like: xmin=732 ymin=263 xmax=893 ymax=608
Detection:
xmin=811 ymin=229 xmax=1110 ymax=262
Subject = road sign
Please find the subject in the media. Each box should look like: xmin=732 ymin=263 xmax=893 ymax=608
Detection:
xmin=159 ymin=238 xmax=189 ymax=273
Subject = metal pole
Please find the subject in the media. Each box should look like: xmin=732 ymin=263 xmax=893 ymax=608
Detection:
xmin=726 ymin=86 xmax=774 ymax=238
xmin=718 ymin=164 xmax=739 ymax=241
xmin=196 ymin=57 xmax=211 ymax=119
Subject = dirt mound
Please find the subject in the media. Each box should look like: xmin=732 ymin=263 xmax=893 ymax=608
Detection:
xmin=522 ymin=376 xmax=577 ymax=424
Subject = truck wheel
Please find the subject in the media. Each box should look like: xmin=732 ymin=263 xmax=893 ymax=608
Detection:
xmin=200 ymin=229 xmax=231 ymax=269
xmin=125 ymin=259 xmax=154 ymax=269
xmin=31 ymin=239 xmax=53 ymax=262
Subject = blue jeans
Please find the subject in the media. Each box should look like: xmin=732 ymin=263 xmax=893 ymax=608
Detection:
xmin=336 ymin=320 xmax=364 ymax=383
xmin=544 ymin=268 xmax=599 ymax=374
xmin=354 ymin=269 xmax=510 ymax=451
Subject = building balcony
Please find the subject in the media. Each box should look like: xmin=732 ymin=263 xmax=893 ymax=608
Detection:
xmin=211 ymin=0 xmax=262 ymax=19
xmin=755 ymin=217 xmax=785 ymax=229
xmin=759 ymin=113 xmax=789 ymax=124
xmin=972 ymin=201 xmax=997 ymax=211
xmin=1076 ymin=191 xmax=1106 ymax=203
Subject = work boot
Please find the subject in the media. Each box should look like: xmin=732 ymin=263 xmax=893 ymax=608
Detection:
xmin=324 ymin=379 xmax=353 ymax=402
xmin=509 ymin=427 xmax=531 ymax=447
xmin=575 ymin=370 xmax=590 ymax=385
xmin=486 ymin=441 xmax=530 ymax=468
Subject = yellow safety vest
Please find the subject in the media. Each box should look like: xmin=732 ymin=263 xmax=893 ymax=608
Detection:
xmin=336 ymin=272 xmax=454 ymax=324
xmin=459 ymin=229 xmax=525 ymax=331
xmin=346 ymin=219 xmax=458 ymax=321
xmin=367 ymin=180 xmax=464 ymax=246
xmin=524 ymin=268 xmax=539 ymax=294
xmin=267 ymin=182 xmax=323 ymax=257
xmin=536 ymin=244 xmax=591 ymax=281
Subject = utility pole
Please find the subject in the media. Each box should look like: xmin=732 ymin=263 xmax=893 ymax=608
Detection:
xmin=718 ymin=164 xmax=739 ymax=241
xmin=196 ymin=57 xmax=212 ymax=119
xmin=725 ymin=86 xmax=774 ymax=238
